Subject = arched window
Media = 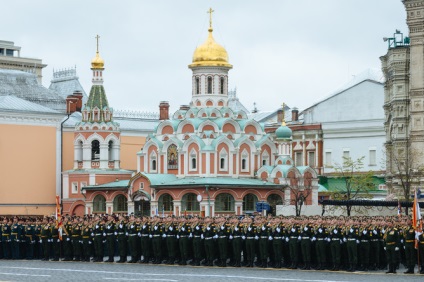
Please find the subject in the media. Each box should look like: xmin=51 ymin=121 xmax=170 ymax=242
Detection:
xmin=113 ymin=195 xmax=128 ymax=212
xmin=158 ymin=193 xmax=174 ymax=211
xmin=152 ymin=160 xmax=157 ymax=171
xmin=243 ymin=193 xmax=258 ymax=212
xmin=191 ymin=158 xmax=197 ymax=169
xmin=76 ymin=141 xmax=83 ymax=161
xmin=195 ymin=77 xmax=200 ymax=94
xmin=241 ymin=149 xmax=249 ymax=172
xmin=93 ymin=194 xmax=106 ymax=213
xmin=220 ymin=158 xmax=225 ymax=169
xmin=108 ymin=140 xmax=113 ymax=161
xmin=267 ymin=194 xmax=283 ymax=206
xmin=207 ymin=76 xmax=212 ymax=94
xmin=215 ymin=193 xmax=235 ymax=212
xmin=181 ymin=193 xmax=200 ymax=211
xmin=91 ymin=140 xmax=100 ymax=161
xmin=219 ymin=148 xmax=228 ymax=171
xmin=220 ymin=77 xmax=224 ymax=94
xmin=150 ymin=151 xmax=157 ymax=172
xmin=190 ymin=149 xmax=197 ymax=171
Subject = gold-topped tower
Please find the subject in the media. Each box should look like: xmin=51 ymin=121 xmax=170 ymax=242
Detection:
xmin=189 ymin=8 xmax=232 ymax=69
xmin=91 ymin=35 xmax=105 ymax=70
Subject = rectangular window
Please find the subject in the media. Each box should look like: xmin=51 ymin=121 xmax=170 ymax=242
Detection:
xmin=295 ymin=152 xmax=303 ymax=166
xmin=325 ymin=152 xmax=332 ymax=167
xmin=140 ymin=183 xmax=144 ymax=190
xmin=369 ymin=149 xmax=376 ymax=166
xmin=343 ymin=149 xmax=350 ymax=160
xmin=72 ymin=182 xmax=78 ymax=194
xmin=308 ymin=151 xmax=315 ymax=167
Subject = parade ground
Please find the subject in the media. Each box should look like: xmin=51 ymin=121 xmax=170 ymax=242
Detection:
xmin=0 ymin=259 xmax=422 ymax=282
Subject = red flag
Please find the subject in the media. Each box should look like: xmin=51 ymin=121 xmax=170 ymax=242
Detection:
xmin=55 ymin=195 xmax=63 ymax=241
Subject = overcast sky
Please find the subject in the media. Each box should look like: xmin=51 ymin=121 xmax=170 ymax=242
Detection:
xmin=3 ymin=0 xmax=408 ymax=114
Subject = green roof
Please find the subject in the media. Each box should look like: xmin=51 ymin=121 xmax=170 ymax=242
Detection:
xmin=83 ymin=179 xmax=129 ymax=190
xmin=85 ymin=85 xmax=109 ymax=119
xmin=141 ymin=173 xmax=281 ymax=188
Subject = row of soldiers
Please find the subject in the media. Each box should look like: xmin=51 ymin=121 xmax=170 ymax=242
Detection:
xmin=1 ymin=214 xmax=423 ymax=274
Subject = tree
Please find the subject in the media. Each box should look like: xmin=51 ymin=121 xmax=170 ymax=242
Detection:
xmin=332 ymin=156 xmax=375 ymax=216
xmin=386 ymin=140 xmax=423 ymax=215
xmin=287 ymin=171 xmax=313 ymax=216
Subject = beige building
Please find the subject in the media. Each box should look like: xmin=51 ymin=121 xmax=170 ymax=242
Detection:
xmin=0 ymin=40 xmax=46 ymax=84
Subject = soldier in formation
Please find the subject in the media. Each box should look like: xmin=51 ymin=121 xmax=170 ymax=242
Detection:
xmin=0 ymin=214 xmax=423 ymax=275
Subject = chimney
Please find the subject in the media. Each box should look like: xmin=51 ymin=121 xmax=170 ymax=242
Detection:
xmin=179 ymin=105 xmax=190 ymax=111
xmin=277 ymin=109 xmax=283 ymax=124
xmin=66 ymin=95 xmax=78 ymax=114
xmin=159 ymin=101 xmax=170 ymax=120
xmin=292 ymin=107 xmax=299 ymax=122
xmin=72 ymin=90 xmax=83 ymax=112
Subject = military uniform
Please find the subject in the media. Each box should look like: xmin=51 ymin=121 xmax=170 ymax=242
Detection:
xmin=418 ymin=231 xmax=424 ymax=274
xmin=116 ymin=219 xmax=127 ymax=263
xmin=61 ymin=221 xmax=73 ymax=261
xmin=104 ymin=220 xmax=116 ymax=262
xmin=244 ymin=221 xmax=256 ymax=267
xmin=24 ymin=223 xmax=35 ymax=259
xmin=178 ymin=221 xmax=192 ymax=265
xmin=288 ymin=224 xmax=300 ymax=269
xmin=165 ymin=220 xmax=177 ymax=264
xmin=2 ymin=221 xmax=11 ymax=259
xmin=81 ymin=223 xmax=93 ymax=262
xmin=358 ymin=225 xmax=371 ymax=270
xmin=329 ymin=225 xmax=343 ymax=271
xmin=40 ymin=223 xmax=51 ymax=261
xmin=384 ymin=225 xmax=400 ymax=274
xmin=203 ymin=221 xmax=217 ymax=266
xmin=231 ymin=221 xmax=244 ymax=267
xmin=270 ymin=223 xmax=283 ymax=268
xmin=127 ymin=219 xmax=138 ymax=263
xmin=10 ymin=221 xmax=22 ymax=259
xmin=50 ymin=223 xmax=61 ymax=261
xmin=151 ymin=220 xmax=164 ymax=264
xmin=71 ymin=221 xmax=83 ymax=261
xmin=403 ymin=226 xmax=416 ymax=274
xmin=345 ymin=224 xmax=359 ymax=271
xmin=139 ymin=219 xmax=150 ymax=263
xmin=92 ymin=220 xmax=104 ymax=262
xmin=256 ymin=222 xmax=270 ymax=268
xmin=369 ymin=225 xmax=381 ymax=270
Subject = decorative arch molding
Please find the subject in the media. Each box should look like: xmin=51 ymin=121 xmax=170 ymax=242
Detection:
xmin=270 ymin=165 xmax=299 ymax=179
xmin=161 ymin=138 xmax=183 ymax=154
xmin=222 ymin=119 xmax=241 ymax=133
xmin=86 ymin=132 xmax=105 ymax=143
xmin=213 ymin=136 xmax=235 ymax=152
xmin=182 ymin=136 xmax=204 ymax=152
xmin=74 ymin=134 xmax=86 ymax=145
xmin=243 ymin=120 xmax=263 ymax=135
xmin=198 ymin=119 xmax=219 ymax=133
xmin=240 ymin=189 xmax=262 ymax=200
xmin=210 ymin=189 xmax=240 ymax=200
xmin=128 ymin=172 xmax=152 ymax=191
xmin=104 ymin=133 xmax=120 ymax=144
xmin=86 ymin=191 xmax=109 ymax=202
xmin=177 ymin=119 xmax=196 ymax=133
xmin=110 ymin=191 xmax=128 ymax=200
xmin=69 ymin=200 xmax=86 ymax=214
xmin=300 ymin=167 xmax=318 ymax=179
xmin=176 ymin=189 xmax=202 ymax=199
xmin=264 ymin=190 xmax=285 ymax=200
xmin=235 ymin=137 xmax=257 ymax=154
xmin=142 ymin=139 xmax=162 ymax=155
xmin=157 ymin=120 xmax=178 ymax=135
xmin=156 ymin=190 xmax=177 ymax=199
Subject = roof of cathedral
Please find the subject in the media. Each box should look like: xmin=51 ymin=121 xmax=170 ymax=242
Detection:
xmin=85 ymin=85 xmax=109 ymax=111
xmin=83 ymin=179 xmax=129 ymax=190
xmin=0 ymin=69 xmax=65 ymax=112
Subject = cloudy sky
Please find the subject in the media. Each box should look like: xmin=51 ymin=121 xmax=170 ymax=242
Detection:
xmin=3 ymin=0 xmax=407 ymax=114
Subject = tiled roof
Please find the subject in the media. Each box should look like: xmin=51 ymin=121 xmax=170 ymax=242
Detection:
xmin=0 ymin=95 xmax=59 ymax=113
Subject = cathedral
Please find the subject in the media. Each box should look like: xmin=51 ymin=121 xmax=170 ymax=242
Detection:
xmin=61 ymin=12 xmax=319 ymax=217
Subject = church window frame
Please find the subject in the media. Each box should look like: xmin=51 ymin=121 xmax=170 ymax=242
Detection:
xmin=108 ymin=140 xmax=114 ymax=161
xmin=220 ymin=77 xmax=225 ymax=94
xmin=219 ymin=148 xmax=228 ymax=171
xmin=71 ymin=182 xmax=78 ymax=194
xmin=195 ymin=77 xmax=200 ymax=94
xmin=76 ymin=140 xmax=83 ymax=161
xmin=150 ymin=151 xmax=157 ymax=172
xmin=91 ymin=140 xmax=100 ymax=161
xmin=207 ymin=76 xmax=212 ymax=94
xmin=261 ymin=150 xmax=269 ymax=166
xmin=241 ymin=149 xmax=249 ymax=172
xmin=189 ymin=149 xmax=197 ymax=171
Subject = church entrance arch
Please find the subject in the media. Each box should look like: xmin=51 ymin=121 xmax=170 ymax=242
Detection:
xmin=133 ymin=191 xmax=151 ymax=216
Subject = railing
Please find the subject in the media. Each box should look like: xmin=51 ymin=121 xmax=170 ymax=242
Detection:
xmin=114 ymin=109 xmax=159 ymax=120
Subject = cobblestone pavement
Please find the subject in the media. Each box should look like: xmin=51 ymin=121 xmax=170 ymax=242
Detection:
xmin=0 ymin=259 xmax=423 ymax=282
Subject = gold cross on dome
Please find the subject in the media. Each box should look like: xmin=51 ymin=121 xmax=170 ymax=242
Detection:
xmin=207 ymin=8 xmax=214 ymax=29
xmin=95 ymin=35 xmax=100 ymax=53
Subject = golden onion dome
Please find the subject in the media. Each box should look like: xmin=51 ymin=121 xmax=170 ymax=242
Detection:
xmin=189 ymin=27 xmax=232 ymax=69
xmin=91 ymin=51 xmax=105 ymax=69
